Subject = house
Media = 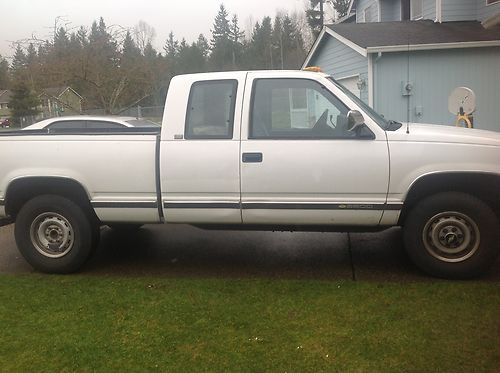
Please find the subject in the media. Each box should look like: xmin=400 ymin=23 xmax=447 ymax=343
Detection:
xmin=38 ymin=86 xmax=83 ymax=118
xmin=0 ymin=90 xmax=11 ymax=119
xmin=303 ymin=0 xmax=500 ymax=131
xmin=0 ymin=86 xmax=83 ymax=120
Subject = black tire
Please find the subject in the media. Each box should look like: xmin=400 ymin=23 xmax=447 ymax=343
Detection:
xmin=403 ymin=192 xmax=499 ymax=279
xmin=14 ymin=195 xmax=94 ymax=274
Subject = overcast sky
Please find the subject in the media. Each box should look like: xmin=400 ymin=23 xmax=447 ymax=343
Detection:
xmin=1 ymin=0 xmax=308 ymax=59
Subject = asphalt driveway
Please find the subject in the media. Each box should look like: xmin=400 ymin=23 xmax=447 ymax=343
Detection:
xmin=0 ymin=224 xmax=498 ymax=281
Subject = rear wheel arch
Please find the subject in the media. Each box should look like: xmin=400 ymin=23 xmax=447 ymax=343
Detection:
xmin=5 ymin=177 xmax=97 ymax=222
xmin=399 ymin=172 xmax=500 ymax=225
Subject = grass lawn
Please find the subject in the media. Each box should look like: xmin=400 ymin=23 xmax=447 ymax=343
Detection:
xmin=0 ymin=274 xmax=498 ymax=372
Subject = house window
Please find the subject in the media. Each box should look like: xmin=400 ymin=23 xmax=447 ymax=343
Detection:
xmin=486 ymin=0 xmax=500 ymax=5
xmin=411 ymin=0 xmax=423 ymax=19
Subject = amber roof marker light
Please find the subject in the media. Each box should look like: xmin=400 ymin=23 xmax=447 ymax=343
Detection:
xmin=303 ymin=66 xmax=323 ymax=72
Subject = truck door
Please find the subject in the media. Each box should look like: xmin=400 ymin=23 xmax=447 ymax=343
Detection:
xmin=240 ymin=74 xmax=390 ymax=226
xmin=161 ymin=73 xmax=246 ymax=224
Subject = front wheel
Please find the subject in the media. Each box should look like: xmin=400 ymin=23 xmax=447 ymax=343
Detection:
xmin=403 ymin=192 xmax=499 ymax=279
xmin=14 ymin=195 xmax=95 ymax=274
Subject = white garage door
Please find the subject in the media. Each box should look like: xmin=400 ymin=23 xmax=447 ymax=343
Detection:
xmin=338 ymin=76 xmax=361 ymax=98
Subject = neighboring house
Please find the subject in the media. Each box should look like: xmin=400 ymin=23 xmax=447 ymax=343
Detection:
xmin=0 ymin=86 xmax=83 ymax=120
xmin=38 ymin=87 xmax=83 ymax=118
xmin=303 ymin=0 xmax=500 ymax=131
xmin=0 ymin=90 xmax=12 ymax=119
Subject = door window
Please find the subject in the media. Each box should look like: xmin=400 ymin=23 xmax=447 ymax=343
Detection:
xmin=250 ymin=78 xmax=352 ymax=139
xmin=185 ymin=80 xmax=238 ymax=139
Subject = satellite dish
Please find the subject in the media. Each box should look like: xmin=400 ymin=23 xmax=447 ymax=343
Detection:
xmin=448 ymin=87 xmax=476 ymax=115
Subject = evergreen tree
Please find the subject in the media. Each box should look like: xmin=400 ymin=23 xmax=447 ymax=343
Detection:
xmin=332 ymin=0 xmax=351 ymax=18
xmin=54 ymin=27 xmax=70 ymax=50
xmin=0 ymin=55 xmax=9 ymax=88
xmin=164 ymin=31 xmax=179 ymax=59
xmin=250 ymin=17 xmax=273 ymax=69
xmin=228 ymin=14 xmax=245 ymax=68
xmin=211 ymin=4 xmax=231 ymax=48
xmin=272 ymin=16 xmax=284 ymax=69
xmin=76 ymin=26 xmax=88 ymax=47
xmin=306 ymin=0 xmax=324 ymax=37
xmin=210 ymin=4 xmax=232 ymax=70
xmin=282 ymin=15 xmax=306 ymax=69
xmin=11 ymin=45 xmax=27 ymax=73
xmin=143 ymin=42 xmax=157 ymax=59
xmin=26 ymin=44 xmax=37 ymax=65
xmin=196 ymin=34 xmax=210 ymax=59
xmin=8 ymin=80 xmax=40 ymax=123
xmin=164 ymin=31 xmax=179 ymax=75
xmin=177 ymin=40 xmax=206 ymax=74
xmin=123 ymin=31 xmax=141 ymax=59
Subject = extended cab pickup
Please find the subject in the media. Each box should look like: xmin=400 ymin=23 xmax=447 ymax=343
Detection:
xmin=0 ymin=70 xmax=499 ymax=278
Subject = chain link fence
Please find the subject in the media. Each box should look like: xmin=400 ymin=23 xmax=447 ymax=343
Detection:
xmin=114 ymin=106 xmax=164 ymax=125
xmin=12 ymin=106 xmax=165 ymax=128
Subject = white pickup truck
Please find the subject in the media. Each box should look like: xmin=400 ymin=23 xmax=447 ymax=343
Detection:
xmin=0 ymin=70 xmax=499 ymax=278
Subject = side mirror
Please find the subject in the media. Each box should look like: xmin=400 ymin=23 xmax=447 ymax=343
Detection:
xmin=347 ymin=110 xmax=365 ymax=132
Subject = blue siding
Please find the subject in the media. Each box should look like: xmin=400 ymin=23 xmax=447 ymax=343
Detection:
xmin=477 ymin=0 xmax=500 ymax=21
xmin=357 ymin=0 xmax=380 ymax=22
xmin=309 ymin=37 xmax=369 ymax=103
xmin=381 ymin=0 xmax=401 ymax=21
xmin=441 ymin=0 xmax=476 ymax=21
xmin=422 ymin=0 xmax=437 ymax=19
xmin=374 ymin=47 xmax=500 ymax=131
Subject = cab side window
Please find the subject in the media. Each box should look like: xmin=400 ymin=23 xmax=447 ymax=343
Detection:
xmin=250 ymin=78 xmax=353 ymax=139
xmin=185 ymin=80 xmax=238 ymax=139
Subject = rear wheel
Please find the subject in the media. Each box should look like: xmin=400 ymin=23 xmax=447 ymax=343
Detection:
xmin=14 ymin=195 xmax=95 ymax=273
xmin=403 ymin=192 xmax=499 ymax=279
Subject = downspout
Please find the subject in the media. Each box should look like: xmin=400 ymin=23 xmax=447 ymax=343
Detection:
xmin=369 ymin=52 xmax=383 ymax=108
xmin=436 ymin=0 xmax=442 ymax=23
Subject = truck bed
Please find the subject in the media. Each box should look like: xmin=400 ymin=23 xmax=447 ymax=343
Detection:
xmin=0 ymin=128 xmax=162 ymax=223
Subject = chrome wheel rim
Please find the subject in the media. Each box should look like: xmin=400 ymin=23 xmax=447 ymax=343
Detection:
xmin=422 ymin=212 xmax=480 ymax=263
xmin=29 ymin=212 xmax=74 ymax=258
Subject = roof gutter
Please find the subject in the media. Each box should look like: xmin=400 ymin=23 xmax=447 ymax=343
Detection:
xmin=367 ymin=40 xmax=500 ymax=53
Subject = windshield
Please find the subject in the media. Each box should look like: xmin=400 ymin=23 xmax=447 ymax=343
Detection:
xmin=125 ymin=119 xmax=161 ymax=127
xmin=327 ymin=77 xmax=389 ymax=130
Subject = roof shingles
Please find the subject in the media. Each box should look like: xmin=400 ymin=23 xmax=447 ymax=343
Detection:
xmin=327 ymin=20 xmax=500 ymax=49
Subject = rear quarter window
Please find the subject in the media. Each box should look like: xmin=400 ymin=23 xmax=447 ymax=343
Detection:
xmin=185 ymin=80 xmax=238 ymax=139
